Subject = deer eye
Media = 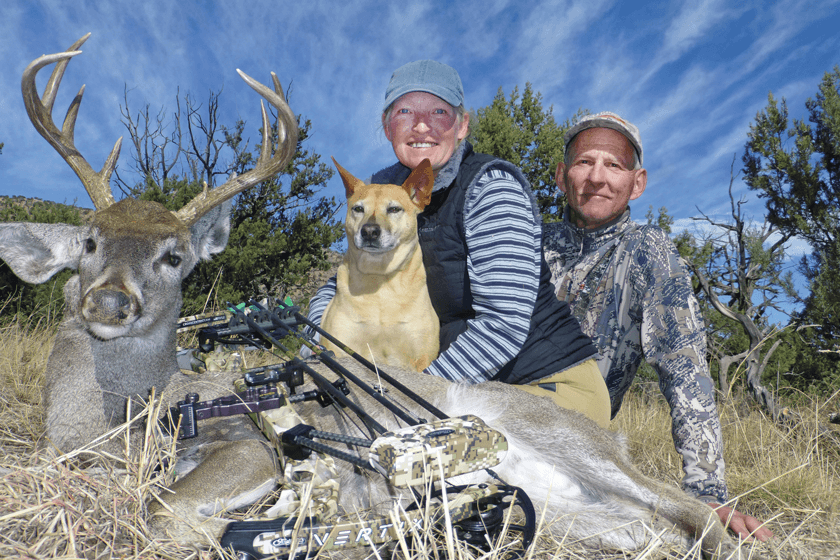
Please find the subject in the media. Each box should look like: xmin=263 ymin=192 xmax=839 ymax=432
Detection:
xmin=84 ymin=238 xmax=96 ymax=253
xmin=164 ymin=252 xmax=182 ymax=267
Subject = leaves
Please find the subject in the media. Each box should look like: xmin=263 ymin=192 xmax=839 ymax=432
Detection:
xmin=742 ymin=66 xmax=840 ymax=382
xmin=469 ymin=84 xmax=586 ymax=222
xmin=122 ymin=88 xmax=344 ymax=313
xmin=744 ymin=67 xmax=840 ymax=249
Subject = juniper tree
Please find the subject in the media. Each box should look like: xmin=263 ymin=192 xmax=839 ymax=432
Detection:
xmin=469 ymin=84 xmax=586 ymax=222
xmin=122 ymin=87 xmax=343 ymax=313
xmin=743 ymin=66 xmax=840 ymax=385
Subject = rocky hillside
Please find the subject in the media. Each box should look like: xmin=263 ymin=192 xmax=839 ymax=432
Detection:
xmin=0 ymin=195 xmax=94 ymax=222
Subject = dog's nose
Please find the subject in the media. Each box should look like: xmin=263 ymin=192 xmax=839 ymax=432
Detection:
xmin=361 ymin=223 xmax=381 ymax=242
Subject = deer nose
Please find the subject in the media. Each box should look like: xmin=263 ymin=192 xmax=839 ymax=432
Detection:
xmin=361 ymin=223 xmax=381 ymax=243
xmin=85 ymin=288 xmax=135 ymax=324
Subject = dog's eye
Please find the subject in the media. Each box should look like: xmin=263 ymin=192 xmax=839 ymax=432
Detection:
xmin=352 ymin=204 xmax=364 ymax=213
xmin=387 ymin=206 xmax=404 ymax=214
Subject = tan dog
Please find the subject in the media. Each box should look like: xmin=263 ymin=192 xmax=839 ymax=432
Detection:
xmin=321 ymin=158 xmax=439 ymax=372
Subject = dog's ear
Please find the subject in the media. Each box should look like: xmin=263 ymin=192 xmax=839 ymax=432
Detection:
xmin=403 ymin=159 xmax=434 ymax=209
xmin=332 ymin=157 xmax=364 ymax=198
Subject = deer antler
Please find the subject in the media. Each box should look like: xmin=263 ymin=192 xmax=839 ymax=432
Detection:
xmin=22 ymin=35 xmax=298 ymax=225
xmin=21 ymin=33 xmax=120 ymax=210
xmin=174 ymin=70 xmax=299 ymax=226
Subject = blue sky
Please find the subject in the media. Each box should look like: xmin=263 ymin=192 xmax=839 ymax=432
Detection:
xmin=1 ymin=0 xmax=838 ymax=262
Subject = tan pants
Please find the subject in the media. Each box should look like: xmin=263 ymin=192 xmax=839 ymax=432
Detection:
xmin=515 ymin=358 xmax=611 ymax=428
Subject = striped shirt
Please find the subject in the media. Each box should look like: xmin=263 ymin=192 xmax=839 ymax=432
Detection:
xmin=306 ymin=144 xmax=541 ymax=383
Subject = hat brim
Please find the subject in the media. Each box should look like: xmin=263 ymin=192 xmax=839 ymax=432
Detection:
xmin=565 ymin=117 xmax=643 ymax=166
xmin=383 ymin=85 xmax=462 ymax=113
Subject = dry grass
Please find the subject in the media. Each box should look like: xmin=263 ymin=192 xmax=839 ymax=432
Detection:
xmin=614 ymin=383 xmax=840 ymax=559
xmin=1 ymin=316 xmax=839 ymax=559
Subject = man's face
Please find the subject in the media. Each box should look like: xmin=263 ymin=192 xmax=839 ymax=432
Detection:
xmin=383 ymin=91 xmax=470 ymax=172
xmin=556 ymin=127 xmax=647 ymax=229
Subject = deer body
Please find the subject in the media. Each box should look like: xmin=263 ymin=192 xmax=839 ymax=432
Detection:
xmin=277 ymin=358 xmax=741 ymax=558
xmin=137 ymin=355 xmax=740 ymax=556
xmin=0 ymin=199 xmax=231 ymax=451
xmin=2 ymin=35 xmax=297 ymax=462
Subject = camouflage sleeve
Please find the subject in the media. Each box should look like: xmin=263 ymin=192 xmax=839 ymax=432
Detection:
xmin=636 ymin=228 xmax=728 ymax=502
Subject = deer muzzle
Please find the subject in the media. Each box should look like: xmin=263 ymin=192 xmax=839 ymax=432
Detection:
xmin=82 ymin=286 xmax=139 ymax=325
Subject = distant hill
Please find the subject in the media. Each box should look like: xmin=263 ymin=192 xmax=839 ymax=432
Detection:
xmin=0 ymin=195 xmax=95 ymax=222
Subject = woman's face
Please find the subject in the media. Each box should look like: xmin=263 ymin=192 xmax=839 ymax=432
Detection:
xmin=383 ymin=91 xmax=470 ymax=172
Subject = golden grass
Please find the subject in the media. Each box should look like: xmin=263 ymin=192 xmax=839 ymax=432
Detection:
xmin=0 ymin=316 xmax=51 ymax=449
xmin=614 ymin=383 xmax=840 ymax=559
xmin=1 ymin=315 xmax=838 ymax=559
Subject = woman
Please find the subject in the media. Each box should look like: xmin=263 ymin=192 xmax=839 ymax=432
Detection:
xmin=309 ymin=60 xmax=610 ymax=427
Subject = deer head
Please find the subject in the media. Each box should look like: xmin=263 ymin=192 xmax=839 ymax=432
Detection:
xmin=5 ymin=33 xmax=298 ymax=339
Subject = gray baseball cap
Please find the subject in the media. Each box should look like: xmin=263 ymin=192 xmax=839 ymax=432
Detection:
xmin=564 ymin=111 xmax=643 ymax=166
xmin=383 ymin=60 xmax=464 ymax=112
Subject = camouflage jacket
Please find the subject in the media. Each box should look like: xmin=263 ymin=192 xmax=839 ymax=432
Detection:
xmin=542 ymin=208 xmax=727 ymax=502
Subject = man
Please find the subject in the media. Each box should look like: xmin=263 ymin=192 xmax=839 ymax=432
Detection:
xmin=543 ymin=112 xmax=773 ymax=541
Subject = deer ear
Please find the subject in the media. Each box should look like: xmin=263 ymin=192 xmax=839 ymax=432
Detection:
xmin=332 ymin=157 xmax=365 ymax=198
xmin=190 ymin=201 xmax=231 ymax=263
xmin=0 ymin=223 xmax=87 ymax=284
xmin=403 ymin=159 xmax=435 ymax=209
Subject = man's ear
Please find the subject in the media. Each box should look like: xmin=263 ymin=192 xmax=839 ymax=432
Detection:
xmin=555 ymin=162 xmax=568 ymax=195
xmin=629 ymin=168 xmax=647 ymax=201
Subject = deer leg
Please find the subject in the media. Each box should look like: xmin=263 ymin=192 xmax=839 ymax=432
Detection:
xmin=148 ymin=438 xmax=278 ymax=544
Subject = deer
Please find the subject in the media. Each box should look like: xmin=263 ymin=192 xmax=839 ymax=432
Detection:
xmin=279 ymin=355 xmax=747 ymax=559
xmin=0 ymin=34 xmax=297 ymax=542
xmin=1 ymin=37 xmax=750 ymax=559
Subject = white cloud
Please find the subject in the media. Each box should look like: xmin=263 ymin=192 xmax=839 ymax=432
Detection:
xmin=2 ymin=0 xmax=839 ymax=232
xmin=671 ymin=216 xmax=812 ymax=258
xmin=660 ymin=0 xmax=739 ymax=60
xmin=511 ymin=0 xmax=618 ymax=93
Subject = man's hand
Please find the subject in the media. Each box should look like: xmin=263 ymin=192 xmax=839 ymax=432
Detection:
xmin=709 ymin=503 xmax=774 ymax=541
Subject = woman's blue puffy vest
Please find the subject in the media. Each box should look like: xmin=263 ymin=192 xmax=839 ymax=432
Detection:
xmin=372 ymin=144 xmax=596 ymax=384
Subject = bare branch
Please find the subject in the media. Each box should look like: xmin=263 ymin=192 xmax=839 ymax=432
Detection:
xmin=117 ymin=86 xmax=184 ymax=193
xmin=174 ymin=70 xmax=298 ymax=226
xmin=186 ymin=90 xmax=227 ymax=187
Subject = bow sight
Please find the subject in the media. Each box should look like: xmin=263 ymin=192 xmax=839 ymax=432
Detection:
xmin=172 ymin=299 xmax=536 ymax=559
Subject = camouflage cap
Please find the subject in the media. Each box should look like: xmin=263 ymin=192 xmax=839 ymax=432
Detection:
xmin=565 ymin=111 xmax=644 ymax=166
